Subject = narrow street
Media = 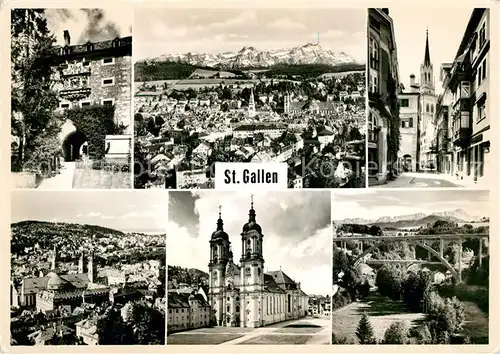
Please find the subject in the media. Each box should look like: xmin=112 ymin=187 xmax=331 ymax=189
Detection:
xmin=373 ymin=172 xmax=464 ymax=188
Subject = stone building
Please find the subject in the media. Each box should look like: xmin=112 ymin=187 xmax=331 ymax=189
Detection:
xmin=51 ymin=30 xmax=132 ymax=162
xmin=397 ymin=28 xmax=438 ymax=174
xmin=208 ymin=198 xmax=309 ymax=328
xmin=167 ymin=290 xmax=212 ymax=333
xmin=397 ymin=87 xmax=419 ymax=172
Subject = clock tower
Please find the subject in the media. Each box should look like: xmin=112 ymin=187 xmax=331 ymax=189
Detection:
xmin=208 ymin=206 xmax=231 ymax=326
xmin=239 ymin=195 xmax=265 ymax=327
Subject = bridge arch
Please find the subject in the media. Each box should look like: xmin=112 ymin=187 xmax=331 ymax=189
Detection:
xmin=353 ymin=239 xmax=460 ymax=283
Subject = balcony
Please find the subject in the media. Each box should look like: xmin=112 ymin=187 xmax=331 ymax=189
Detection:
xmin=452 ymin=127 xmax=472 ymax=147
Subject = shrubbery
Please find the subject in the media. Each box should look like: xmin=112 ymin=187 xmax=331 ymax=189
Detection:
xmin=62 ymin=105 xmax=127 ymax=160
xmin=374 ymin=266 xmax=467 ymax=344
xmin=331 ymin=289 xmax=351 ymax=311
xmin=382 ymin=321 xmax=408 ymax=344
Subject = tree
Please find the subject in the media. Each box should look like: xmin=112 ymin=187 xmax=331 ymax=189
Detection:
xmin=356 ymin=314 xmax=376 ymax=344
xmin=376 ymin=265 xmax=403 ymax=301
xmin=97 ymin=307 xmax=134 ymax=345
xmin=130 ymin=302 xmax=165 ymax=344
xmin=11 ymin=9 xmax=59 ymax=171
xmin=383 ymin=321 xmax=408 ymax=344
xmin=409 ymin=324 xmax=432 ymax=344
xmin=402 ymin=270 xmax=431 ymax=312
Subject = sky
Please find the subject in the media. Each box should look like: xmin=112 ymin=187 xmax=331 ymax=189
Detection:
xmin=332 ymin=190 xmax=490 ymax=221
xmin=134 ymin=9 xmax=366 ymax=62
xmin=389 ymin=7 xmax=473 ymax=93
xmin=45 ymin=8 xmax=132 ymax=46
xmin=11 ymin=191 xmax=168 ymax=234
xmin=168 ymin=191 xmax=332 ymax=295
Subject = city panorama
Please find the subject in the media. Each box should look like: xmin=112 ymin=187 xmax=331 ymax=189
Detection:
xmin=10 ymin=191 xmax=168 ymax=345
xmin=133 ymin=8 xmax=367 ymax=189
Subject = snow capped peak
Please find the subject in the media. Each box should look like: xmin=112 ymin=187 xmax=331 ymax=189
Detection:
xmin=151 ymin=43 xmax=358 ymax=68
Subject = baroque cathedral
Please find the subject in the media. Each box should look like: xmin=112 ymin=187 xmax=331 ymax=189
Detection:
xmin=208 ymin=196 xmax=309 ymax=328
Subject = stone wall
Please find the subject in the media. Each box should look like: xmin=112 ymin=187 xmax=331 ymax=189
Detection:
xmin=88 ymin=56 xmax=132 ymax=132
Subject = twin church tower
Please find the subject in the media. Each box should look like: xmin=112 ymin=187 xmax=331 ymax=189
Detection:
xmin=208 ymin=196 xmax=307 ymax=328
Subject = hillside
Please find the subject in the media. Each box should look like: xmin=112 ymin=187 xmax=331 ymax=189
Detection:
xmin=11 ymin=220 xmax=124 ymax=255
xmin=134 ymin=60 xmax=364 ymax=82
xmin=168 ymin=265 xmax=208 ymax=287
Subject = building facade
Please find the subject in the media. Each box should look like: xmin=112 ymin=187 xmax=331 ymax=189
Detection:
xmin=435 ymin=9 xmax=490 ymax=186
xmin=167 ymin=290 xmax=212 ymax=333
xmin=208 ymin=199 xmax=309 ymax=328
xmin=367 ymin=8 xmax=400 ymax=186
xmin=397 ymin=89 xmax=419 ymax=172
xmin=52 ymin=30 xmax=132 ymax=162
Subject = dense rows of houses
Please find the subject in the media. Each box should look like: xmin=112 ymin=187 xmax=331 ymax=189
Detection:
xmin=434 ymin=9 xmax=490 ymax=186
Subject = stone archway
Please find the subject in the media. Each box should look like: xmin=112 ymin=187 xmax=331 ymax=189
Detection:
xmin=62 ymin=131 xmax=86 ymax=162
xmin=58 ymin=119 xmax=86 ymax=162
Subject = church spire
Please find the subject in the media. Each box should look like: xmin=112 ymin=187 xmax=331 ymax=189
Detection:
xmin=248 ymin=194 xmax=256 ymax=222
xmin=424 ymin=28 xmax=431 ymax=66
xmin=217 ymin=204 xmax=224 ymax=231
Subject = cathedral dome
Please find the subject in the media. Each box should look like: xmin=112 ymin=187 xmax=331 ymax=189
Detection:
xmin=46 ymin=272 xmax=68 ymax=290
xmin=211 ymin=229 xmax=229 ymax=241
xmin=211 ymin=209 xmax=229 ymax=241
xmin=242 ymin=200 xmax=262 ymax=234
xmin=242 ymin=220 xmax=262 ymax=234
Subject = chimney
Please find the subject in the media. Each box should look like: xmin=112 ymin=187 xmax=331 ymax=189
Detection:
xmin=63 ymin=30 xmax=71 ymax=46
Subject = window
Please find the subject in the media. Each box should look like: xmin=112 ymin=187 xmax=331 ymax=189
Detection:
xmin=477 ymin=66 xmax=482 ymax=86
xmin=409 ymin=118 xmax=413 ymax=128
xmin=59 ymin=102 xmax=71 ymax=109
xmin=482 ymin=58 xmax=487 ymax=81
xmin=369 ymin=38 xmax=379 ymax=70
xmin=401 ymin=120 xmax=407 ymax=128
xmin=431 ymin=104 xmax=434 ymax=114
xmin=460 ymin=81 xmax=471 ymax=98
xmin=101 ymin=98 xmax=114 ymax=106
xmin=80 ymin=100 xmax=91 ymax=107
xmin=479 ymin=22 xmax=486 ymax=48
xmin=400 ymin=99 xmax=409 ymax=107
xmin=477 ymin=102 xmax=486 ymax=123
xmin=370 ymin=75 xmax=378 ymax=93
xmin=102 ymin=77 xmax=115 ymax=86
xmin=426 ymin=103 xmax=430 ymax=112
xmin=102 ymin=57 xmax=115 ymax=65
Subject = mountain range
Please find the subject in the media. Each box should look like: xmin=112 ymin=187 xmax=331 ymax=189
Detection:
xmin=335 ymin=209 xmax=485 ymax=229
xmin=142 ymin=43 xmax=360 ymax=69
